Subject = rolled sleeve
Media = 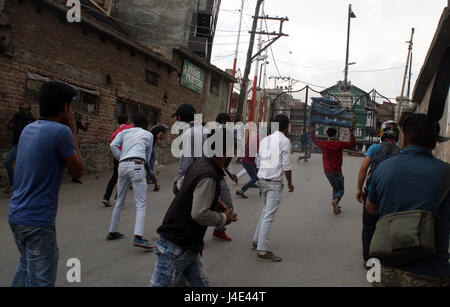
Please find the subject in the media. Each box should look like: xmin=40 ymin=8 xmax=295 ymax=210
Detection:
xmin=191 ymin=178 xmax=226 ymax=228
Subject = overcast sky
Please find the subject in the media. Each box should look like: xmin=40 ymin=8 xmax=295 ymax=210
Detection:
xmin=211 ymin=0 xmax=448 ymax=103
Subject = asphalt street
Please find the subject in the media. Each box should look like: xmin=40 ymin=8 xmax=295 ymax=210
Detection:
xmin=0 ymin=153 xmax=370 ymax=287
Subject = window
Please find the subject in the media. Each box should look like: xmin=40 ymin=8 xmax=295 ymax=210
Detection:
xmin=115 ymin=99 xmax=160 ymax=126
xmin=145 ymin=70 xmax=159 ymax=87
xmin=72 ymin=91 xmax=99 ymax=115
xmin=210 ymin=75 xmax=219 ymax=96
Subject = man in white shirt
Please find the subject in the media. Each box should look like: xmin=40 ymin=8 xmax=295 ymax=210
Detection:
xmin=107 ymin=113 xmax=154 ymax=250
xmin=253 ymin=114 xmax=294 ymax=262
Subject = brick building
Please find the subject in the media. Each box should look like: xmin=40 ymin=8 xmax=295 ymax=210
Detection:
xmin=0 ymin=0 xmax=234 ymax=186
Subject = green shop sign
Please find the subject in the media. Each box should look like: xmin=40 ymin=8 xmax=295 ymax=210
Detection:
xmin=180 ymin=60 xmax=205 ymax=94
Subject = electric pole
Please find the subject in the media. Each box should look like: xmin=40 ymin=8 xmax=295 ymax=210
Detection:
xmin=249 ymin=0 xmax=265 ymax=124
xmin=235 ymin=1 xmax=288 ymax=122
xmin=344 ymin=4 xmax=356 ymax=88
xmin=397 ymin=27 xmax=415 ymax=122
xmin=236 ymin=0 xmax=264 ymax=122
xmin=227 ymin=0 xmax=245 ymax=116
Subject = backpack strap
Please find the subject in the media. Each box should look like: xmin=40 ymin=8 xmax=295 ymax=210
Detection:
xmin=438 ymin=164 xmax=450 ymax=208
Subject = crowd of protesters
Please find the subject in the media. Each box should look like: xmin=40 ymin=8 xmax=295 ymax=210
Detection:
xmin=2 ymin=81 xmax=449 ymax=287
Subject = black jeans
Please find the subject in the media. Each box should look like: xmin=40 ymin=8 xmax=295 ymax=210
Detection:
xmin=362 ymin=194 xmax=378 ymax=261
xmin=103 ymin=159 xmax=119 ymax=201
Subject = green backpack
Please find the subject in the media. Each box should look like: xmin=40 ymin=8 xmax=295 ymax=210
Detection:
xmin=369 ymin=164 xmax=450 ymax=267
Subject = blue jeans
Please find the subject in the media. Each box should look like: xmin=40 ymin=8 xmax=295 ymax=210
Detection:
xmin=362 ymin=195 xmax=378 ymax=261
xmin=325 ymin=171 xmax=345 ymax=201
xmin=241 ymin=163 xmax=259 ymax=193
xmin=150 ymin=237 xmax=209 ymax=287
xmin=145 ymin=148 xmax=157 ymax=184
xmin=4 ymin=145 xmax=18 ymax=186
xmin=9 ymin=223 xmax=59 ymax=287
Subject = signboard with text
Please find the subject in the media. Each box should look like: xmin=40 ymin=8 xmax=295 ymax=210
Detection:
xmin=180 ymin=60 xmax=205 ymax=94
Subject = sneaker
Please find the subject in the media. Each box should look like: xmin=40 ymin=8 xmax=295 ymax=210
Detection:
xmin=236 ymin=190 xmax=248 ymax=199
xmin=72 ymin=178 xmax=83 ymax=184
xmin=102 ymin=199 xmax=112 ymax=207
xmin=133 ymin=237 xmax=154 ymax=250
xmin=106 ymin=232 xmax=125 ymax=240
xmin=251 ymin=241 xmax=257 ymax=250
xmin=213 ymin=230 xmax=232 ymax=241
xmin=331 ymin=200 xmax=341 ymax=215
xmin=154 ymin=184 xmax=160 ymax=192
xmin=256 ymin=251 xmax=282 ymax=262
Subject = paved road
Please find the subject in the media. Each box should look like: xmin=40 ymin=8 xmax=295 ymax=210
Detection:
xmin=0 ymin=153 xmax=370 ymax=287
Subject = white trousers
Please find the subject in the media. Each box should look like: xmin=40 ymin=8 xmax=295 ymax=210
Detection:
xmin=253 ymin=180 xmax=283 ymax=252
xmin=109 ymin=161 xmax=147 ymax=236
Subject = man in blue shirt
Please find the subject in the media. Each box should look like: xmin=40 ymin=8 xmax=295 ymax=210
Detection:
xmin=366 ymin=113 xmax=450 ymax=286
xmin=8 ymin=81 xmax=83 ymax=287
xmin=356 ymin=120 xmax=401 ymax=263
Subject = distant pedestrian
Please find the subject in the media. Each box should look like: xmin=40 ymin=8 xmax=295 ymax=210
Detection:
xmin=366 ymin=113 xmax=450 ymax=287
xmin=312 ymin=126 xmax=355 ymax=215
xmin=252 ymin=114 xmax=294 ymax=262
xmin=150 ymin=127 xmax=238 ymax=287
xmin=4 ymin=104 xmax=35 ymax=194
xmin=107 ymin=113 xmax=154 ymax=250
xmin=8 ymin=81 xmax=82 ymax=286
xmin=297 ymin=128 xmax=313 ymax=163
xmin=356 ymin=120 xmax=401 ymax=263
xmin=102 ymin=115 xmax=134 ymax=207
xmin=147 ymin=123 xmax=169 ymax=192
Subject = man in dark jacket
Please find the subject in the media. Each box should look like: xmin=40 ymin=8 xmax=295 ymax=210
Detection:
xmin=150 ymin=128 xmax=238 ymax=287
xmin=4 ymin=104 xmax=35 ymax=194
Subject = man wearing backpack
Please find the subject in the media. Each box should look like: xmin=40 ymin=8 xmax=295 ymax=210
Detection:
xmin=366 ymin=113 xmax=450 ymax=287
xmin=356 ymin=120 xmax=401 ymax=263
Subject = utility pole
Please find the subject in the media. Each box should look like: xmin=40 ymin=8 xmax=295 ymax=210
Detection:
xmin=302 ymin=86 xmax=309 ymax=133
xmin=236 ymin=0 xmax=264 ymax=122
xmin=249 ymin=0 xmax=265 ymax=124
xmin=235 ymin=1 xmax=288 ymax=122
xmin=227 ymin=0 xmax=245 ymax=116
xmin=397 ymin=27 xmax=415 ymax=122
xmin=406 ymin=51 xmax=413 ymax=99
xmin=344 ymin=4 xmax=356 ymax=88
xmin=259 ymin=50 xmax=268 ymax=122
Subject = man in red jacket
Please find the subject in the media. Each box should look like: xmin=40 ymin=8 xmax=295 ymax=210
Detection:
xmin=311 ymin=125 xmax=355 ymax=215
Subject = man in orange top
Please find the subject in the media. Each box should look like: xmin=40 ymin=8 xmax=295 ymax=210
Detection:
xmin=311 ymin=125 xmax=355 ymax=215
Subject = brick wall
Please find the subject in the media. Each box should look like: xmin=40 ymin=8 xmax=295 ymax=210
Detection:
xmin=0 ymin=0 xmax=211 ymax=186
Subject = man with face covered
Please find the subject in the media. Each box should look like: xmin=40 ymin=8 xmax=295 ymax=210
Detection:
xmin=151 ymin=127 xmax=238 ymax=287
xmin=4 ymin=104 xmax=36 ymax=194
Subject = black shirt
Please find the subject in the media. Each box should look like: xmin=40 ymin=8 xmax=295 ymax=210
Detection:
xmin=8 ymin=113 xmax=36 ymax=146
